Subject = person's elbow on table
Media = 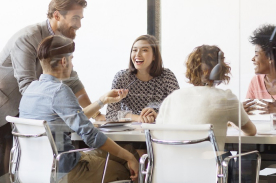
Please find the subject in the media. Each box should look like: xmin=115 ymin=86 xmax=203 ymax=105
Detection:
xmin=241 ymin=120 xmax=257 ymax=136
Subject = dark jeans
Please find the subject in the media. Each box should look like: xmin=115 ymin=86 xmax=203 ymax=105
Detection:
xmin=0 ymin=122 xmax=13 ymax=176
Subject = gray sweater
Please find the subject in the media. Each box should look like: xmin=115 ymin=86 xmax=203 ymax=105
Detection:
xmin=0 ymin=20 xmax=84 ymax=127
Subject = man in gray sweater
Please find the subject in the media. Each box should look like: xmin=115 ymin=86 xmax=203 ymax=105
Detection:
xmin=0 ymin=0 xmax=104 ymax=179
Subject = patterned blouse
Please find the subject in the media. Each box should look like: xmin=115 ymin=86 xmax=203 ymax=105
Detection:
xmin=106 ymin=68 xmax=180 ymax=120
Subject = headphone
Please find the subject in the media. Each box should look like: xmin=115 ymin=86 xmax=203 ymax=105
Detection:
xmin=209 ymin=51 xmax=223 ymax=81
xmin=207 ymin=27 xmax=276 ymax=82
xmin=269 ymin=27 xmax=276 ymax=61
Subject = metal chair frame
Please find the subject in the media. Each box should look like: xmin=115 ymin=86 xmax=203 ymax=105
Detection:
xmin=6 ymin=116 xmax=109 ymax=183
xmin=139 ymin=124 xmax=261 ymax=183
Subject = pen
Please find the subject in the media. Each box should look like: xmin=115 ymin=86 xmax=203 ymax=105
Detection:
xmin=124 ymin=80 xmax=137 ymax=89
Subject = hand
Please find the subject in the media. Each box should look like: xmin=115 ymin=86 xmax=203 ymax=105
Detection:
xmin=95 ymin=114 xmax=106 ymax=121
xmin=100 ymin=89 xmax=128 ymax=104
xmin=141 ymin=107 xmax=157 ymax=119
xmin=243 ymin=99 xmax=256 ymax=114
xmin=127 ymin=156 xmax=139 ymax=181
xmin=228 ymin=121 xmax=241 ymax=131
xmin=99 ymin=138 xmax=139 ymax=181
xmin=256 ymin=99 xmax=276 ymax=114
xmin=138 ymin=108 xmax=157 ymax=123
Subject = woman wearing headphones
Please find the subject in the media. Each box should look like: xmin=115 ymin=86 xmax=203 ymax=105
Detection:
xmin=156 ymin=45 xmax=256 ymax=152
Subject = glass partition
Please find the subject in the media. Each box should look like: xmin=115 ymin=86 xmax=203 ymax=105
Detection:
xmin=1 ymin=0 xmax=276 ymax=182
xmin=161 ymin=0 xmax=276 ymax=182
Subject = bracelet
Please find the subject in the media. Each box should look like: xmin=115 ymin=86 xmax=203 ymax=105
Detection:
xmin=97 ymin=99 xmax=105 ymax=109
xmin=92 ymin=111 xmax=101 ymax=119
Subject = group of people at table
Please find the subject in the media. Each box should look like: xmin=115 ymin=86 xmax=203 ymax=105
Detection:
xmin=0 ymin=0 xmax=276 ymax=182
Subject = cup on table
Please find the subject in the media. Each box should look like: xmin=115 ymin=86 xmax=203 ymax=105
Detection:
xmin=270 ymin=113 xmax=276 ymax=130
xmin=118 ymin=110 xmax=132 ymax=122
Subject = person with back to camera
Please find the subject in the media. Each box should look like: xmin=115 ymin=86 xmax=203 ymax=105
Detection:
xmin=19 ymin=35 xmax=138 ymax=183
xmin=243 ymin=24 xmax=276 ymax=114
xmin=106 ymin=35 xmax=180 ymax=123
xmin=156 ymin=45 xmax=256 ymax=152
xmin=156 ymin=45 xmax=257 ymax=182
xmin=0 ymin=0 xmax=106 ymax=180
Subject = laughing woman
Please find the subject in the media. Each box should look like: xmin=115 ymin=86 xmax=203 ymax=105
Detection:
xmin=106 ymin=35 xmax=180 ymax=123
xmin=244 ymin=24 xmax=276 ymax=114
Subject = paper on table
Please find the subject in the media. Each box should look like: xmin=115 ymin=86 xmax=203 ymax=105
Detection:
xmin=259 ymin=168 xmax=276 ymax=176
xmin=93 ymin=120 xmax=132 ymax=128
xmin=257 ymin=130 xmax=276 ymax=135
xmin=98 ymin=125 xmax=135 ymax=132
xmin=99 ymin=122 xmax=132 ymax=128
xmin=131 ymin=122 xmax=142 ymax=125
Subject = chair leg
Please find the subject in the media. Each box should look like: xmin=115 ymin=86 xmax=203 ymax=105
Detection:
xmin=9 ymin=146 xmax=16 ymax=183
xmin=139 ymin=154 xmax=149 ymax=183
xmin=9 ymin=136 xmax=20 ymax=183
xmin=101 ymin=152 xmax=110 ymax=183
xmin=222 ymin=150 xmax=261 ymax=183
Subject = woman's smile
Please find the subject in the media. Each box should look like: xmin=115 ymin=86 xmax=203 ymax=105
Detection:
xmin=131 ymin=40 xmax=154 ymax=72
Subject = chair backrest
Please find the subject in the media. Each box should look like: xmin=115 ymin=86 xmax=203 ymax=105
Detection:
xmin=6 ymin=116 xmax=58 ymax=183
xmin=141 ymin=123 xmax=221 ymax=183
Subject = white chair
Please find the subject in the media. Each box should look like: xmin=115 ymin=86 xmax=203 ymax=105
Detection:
xmin=6 ymin=116 xmax=110 ymax=183
xmin=139 ymin=123 xmax=261 ymax=183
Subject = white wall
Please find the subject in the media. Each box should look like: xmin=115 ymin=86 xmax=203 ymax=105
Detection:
xmin=73 ymin=0 xmax=147 ymax=112
xmin=1 ymin=0 xmax=276 ymax=113
xmin=161 ymin=0 xmax=276 ymax=100
xmin=0 ymin=0 xmax=147 ymax=113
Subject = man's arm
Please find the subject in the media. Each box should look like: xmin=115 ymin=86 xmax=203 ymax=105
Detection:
xmin=53 ymin=86 xmax=138 ymax=179
xmin=82 ymin=89 xmax=128 ymax=119
xmin=11 ymin=35 xmax=39 ymax=94
xmin=75 ymin=88 xmax=106 ymax=120
xmin=75 ymin=88 xmax=92 ymax=108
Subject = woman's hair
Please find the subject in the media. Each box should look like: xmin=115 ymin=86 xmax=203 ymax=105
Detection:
xmin=185 ymin=45 xmax=231 ymax=86
xmin=47 ymin=0 xmax=87 ymax=19
xmin=37 ymin=35 xmax=75 ymax=71
xmin=249 ymin=24 xmax=276 ymax=58
xmin=129 ymin=35 xmax=163 ymax=77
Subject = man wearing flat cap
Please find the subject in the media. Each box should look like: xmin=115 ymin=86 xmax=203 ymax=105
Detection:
xmin=0 ymin=0 xmax=103 ymax=179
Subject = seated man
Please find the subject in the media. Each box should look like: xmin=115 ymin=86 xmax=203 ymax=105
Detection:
xmin=19 ymin=35 xmax=138 ymax=183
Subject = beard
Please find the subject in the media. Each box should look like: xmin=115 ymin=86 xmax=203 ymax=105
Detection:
xmin=57 ymin=23 xmax=77 ymax=40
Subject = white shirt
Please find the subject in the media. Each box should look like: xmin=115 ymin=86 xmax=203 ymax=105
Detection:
xmin=156 ymin=86 xmax=249 ymax=151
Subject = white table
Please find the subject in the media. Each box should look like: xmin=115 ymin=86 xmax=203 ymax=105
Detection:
xmin=71 ymin=121 xmax=276 ymax=144
xmin=226 ymin=128 xmax=276 ymax=144
xmin=71 ymin=117 xmax=276 ymax=181
xmin=71 ymin=123 xmax=145 ymax=142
